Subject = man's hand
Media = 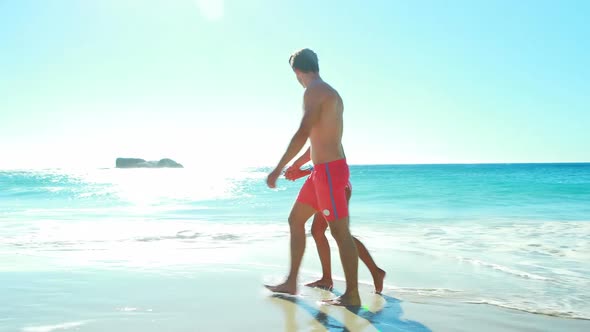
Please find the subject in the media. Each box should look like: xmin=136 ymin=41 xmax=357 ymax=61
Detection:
xmin=284 ymin=166 xmax=311 ymax=181
xmin=266 ymin=168 xmax=282 ymax=189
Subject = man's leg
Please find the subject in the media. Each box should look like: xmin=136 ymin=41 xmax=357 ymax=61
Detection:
xmin=326 ymin=216 xmax=360 ymax=306
xmin=305 ymin=213 xmax=332 ymax=289
xmin=344 ymin=184 xmax=386 ymax=293
xmin=313 ymin=160 xmax=360 ymax=305
xmin=306 ymin=185 xmax=350 ymax=290
xmin=265 ymin=201 xmax=316 ymax=295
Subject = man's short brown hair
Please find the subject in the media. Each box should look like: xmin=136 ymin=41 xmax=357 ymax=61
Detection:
xmin=289 ymin=48 xmax=319 ymax=73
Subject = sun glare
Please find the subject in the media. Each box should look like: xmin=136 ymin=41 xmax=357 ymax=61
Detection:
xmin=195 ymin=0 xmax=224 ymax=21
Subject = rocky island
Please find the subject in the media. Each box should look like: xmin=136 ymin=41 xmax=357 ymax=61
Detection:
xmin=115 ymin=158 xmax=184 ymax=168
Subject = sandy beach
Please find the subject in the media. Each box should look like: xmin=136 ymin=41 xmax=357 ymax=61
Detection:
xmin=2 ymin=234 xmax=589 ymax=332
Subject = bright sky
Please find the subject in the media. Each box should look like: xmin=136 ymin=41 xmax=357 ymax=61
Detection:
xmin=1 ymin=0 xmax=588 ymax=169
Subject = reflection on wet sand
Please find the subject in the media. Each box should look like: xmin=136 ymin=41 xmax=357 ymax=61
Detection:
xmin=269 ymin=288 xmax=432 ymax=332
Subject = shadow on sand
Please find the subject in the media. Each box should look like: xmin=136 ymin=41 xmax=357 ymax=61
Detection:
xmin=271 ymin=289 xmax=432 ymax=332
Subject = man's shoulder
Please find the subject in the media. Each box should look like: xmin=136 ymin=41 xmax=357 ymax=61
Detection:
xmin=305 ymin=81 xmax=338 ymax=101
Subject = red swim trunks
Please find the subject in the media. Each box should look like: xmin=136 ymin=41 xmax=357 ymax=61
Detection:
xmin=296 ymin=158 xmax=350 ymax=222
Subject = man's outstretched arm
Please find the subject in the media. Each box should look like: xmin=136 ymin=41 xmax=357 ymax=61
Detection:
xmin=272 ymin=91 xmax=321 ymax=172
xmin=292 ymin=147 xmax=311 ymax=168
xmin=272 ymin=130 xmax=309 ymax=173
xmin=267 ymin=90 xmax=321 ymax=188
xmin=283 ymin=147 xmax=312 ymax=181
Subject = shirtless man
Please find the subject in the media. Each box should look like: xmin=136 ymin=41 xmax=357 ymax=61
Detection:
xmin=266 ymin=48 xmax=360 ymax=306
xmin=284 ymin=148 xmax=386 ymax=294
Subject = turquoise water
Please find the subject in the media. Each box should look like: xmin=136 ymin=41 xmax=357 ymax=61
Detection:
xmin=4 ymin=164 xmax=588 ymax=222
xmin=1 ymin=163 xmax=589 ymax=325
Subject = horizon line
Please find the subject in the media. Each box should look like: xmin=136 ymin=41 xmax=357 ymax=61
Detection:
xmin=1 ymin=161 xmax=589 ymax=171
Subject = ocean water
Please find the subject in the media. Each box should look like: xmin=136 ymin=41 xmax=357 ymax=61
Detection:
xmin=1 ymin=163 xmax=589 ymax=326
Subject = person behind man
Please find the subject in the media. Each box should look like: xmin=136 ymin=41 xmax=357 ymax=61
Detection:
xmin=266 ymin=48 xmax=360 ymax=306
xmin=284 ymin=148 xmax=386 ymax=294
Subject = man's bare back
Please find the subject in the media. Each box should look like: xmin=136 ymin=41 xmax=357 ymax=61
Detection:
xmin=305 ymin=79 xmax=346 ymax=165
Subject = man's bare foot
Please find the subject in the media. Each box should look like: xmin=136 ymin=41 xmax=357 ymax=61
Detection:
xmin=321 ymin=292 xmax=361 ymax=307
xmin=264 ymin=281 xmax=297 ymax=295
xmin=305 ymin=279 xmax=333 ymax=290
xmin=372 ymin=268 xmax=386 ymax=294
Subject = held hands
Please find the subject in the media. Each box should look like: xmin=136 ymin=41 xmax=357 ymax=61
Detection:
xmin=284 ymin=165 xmax=312 ymax=181
xmin=266 ymin=164 xmax=312 ymax=189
